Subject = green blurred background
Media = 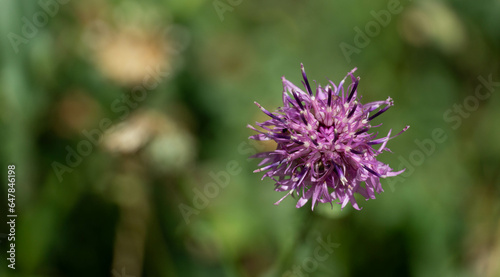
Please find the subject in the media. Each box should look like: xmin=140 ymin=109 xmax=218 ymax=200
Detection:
xmin=0 ymin=0 xmax=499 ymax=276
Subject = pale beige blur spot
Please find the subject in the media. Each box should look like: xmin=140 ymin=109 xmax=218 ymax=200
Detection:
xmin=93 ymin=27 xmax=168 ymax=85
xmin=399 ymin=1 xmax=467 ymax=54
xmin=102 ymin=110 xmax=196 ymax=172
xmin=77 ymin=1 xmax=174 ymax=86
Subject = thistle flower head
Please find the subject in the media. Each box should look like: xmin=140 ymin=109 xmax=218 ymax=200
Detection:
xmin=249 ymin=64 xmax=409 ymax=210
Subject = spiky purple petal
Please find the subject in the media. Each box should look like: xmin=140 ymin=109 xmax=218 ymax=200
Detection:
xmin=249 ymin=65 xmax=409 ymax=210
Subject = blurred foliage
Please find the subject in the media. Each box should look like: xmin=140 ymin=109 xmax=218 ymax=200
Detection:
xmin=0 ymin=0 xmax=499 ymax=276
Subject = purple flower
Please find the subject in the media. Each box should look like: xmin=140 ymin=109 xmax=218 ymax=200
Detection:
xmin=249 ymin=64 xmax=409 ymax=210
